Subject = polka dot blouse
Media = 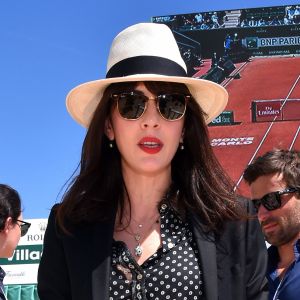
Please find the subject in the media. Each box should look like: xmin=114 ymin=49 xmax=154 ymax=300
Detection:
xmin=109 ymin=203 xmax=204 ymax=300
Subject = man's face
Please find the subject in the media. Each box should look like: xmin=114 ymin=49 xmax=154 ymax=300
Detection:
xmin=250 ymin=173 xmax=300 ymax=246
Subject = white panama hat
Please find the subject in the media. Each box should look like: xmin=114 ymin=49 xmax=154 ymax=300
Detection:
xmin=66 ymin=22 xmax=228 ymax=127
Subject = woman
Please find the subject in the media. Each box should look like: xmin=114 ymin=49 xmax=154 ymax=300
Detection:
xmin=0 ymin=184 xmax=31 ymax=300
xmin=38 ymin=23 xmax=268 ymax=300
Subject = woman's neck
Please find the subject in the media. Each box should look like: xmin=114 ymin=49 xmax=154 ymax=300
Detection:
xmin=121 ymin=168 xmax=171 ymax=222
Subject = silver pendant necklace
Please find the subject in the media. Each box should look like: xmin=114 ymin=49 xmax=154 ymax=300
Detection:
xmin=133 ymin=225 xmax=143 ymax=256
xmin=127 ymin=218 xmax=160 ymax=257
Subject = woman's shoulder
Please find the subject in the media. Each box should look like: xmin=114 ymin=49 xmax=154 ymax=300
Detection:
xmin=46 ymin=203 xmax=89 ymax=238
xmin=46 ymin=202 xmax=114 ymax=238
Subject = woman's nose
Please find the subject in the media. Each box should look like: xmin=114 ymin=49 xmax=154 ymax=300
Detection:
xmin=140 ymin=99 xmax=161 ymax=128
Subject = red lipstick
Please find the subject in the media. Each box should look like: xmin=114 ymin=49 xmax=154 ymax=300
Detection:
xmin=138 ymin=137 xmax=163 ymax=154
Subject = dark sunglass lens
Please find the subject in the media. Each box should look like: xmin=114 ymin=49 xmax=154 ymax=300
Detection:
xmin=252 ymin=200 xmax=261 ymax=212
xmin=263 ymin=193 xmax=281 ymax=211
xmin=158 ymin=94 xmax=186 ymax=120
xmin=21 ymin=224 xmax=30 ymax=237
xmin=117 ymin=93 xmax=146 ymax=119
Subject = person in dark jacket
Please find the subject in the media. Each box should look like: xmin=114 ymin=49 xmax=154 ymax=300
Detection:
xmin=0 ymin=184 xmax=31 ymax=300
xmin=38 ymin=22 xmax=268 ymax=300
xmin=244 ymin=149 xmax=300 ymax=300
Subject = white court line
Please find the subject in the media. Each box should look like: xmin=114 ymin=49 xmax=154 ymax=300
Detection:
xmin=289 ymin=125 xmax=300 ymax=150
xmin=222 ymin=61 xmax=248 ymax=88
xmin=234 ymin=74 xmax=300 ymax=190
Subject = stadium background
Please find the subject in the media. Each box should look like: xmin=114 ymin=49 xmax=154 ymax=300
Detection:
xmin=1 ymin=3 xmax=299 ymax=299
xmin=153 ymin=3 xmax=300 ymax=195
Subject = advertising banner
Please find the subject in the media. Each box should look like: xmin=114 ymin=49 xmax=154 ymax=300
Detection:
xmin=282 ymin=99 xmax=300 ymax=120
xmin=253 ymin=100 xmax=282 ymax=122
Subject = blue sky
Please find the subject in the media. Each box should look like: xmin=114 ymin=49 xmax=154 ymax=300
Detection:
xmin=1 ymin=0 xmax=299 ymax=219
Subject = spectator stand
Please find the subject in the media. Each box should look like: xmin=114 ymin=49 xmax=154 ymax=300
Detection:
xmin=238 ymin=5 xmax=298 ymax=28
xmin=173 ymin=30 xmax=202 ymax=76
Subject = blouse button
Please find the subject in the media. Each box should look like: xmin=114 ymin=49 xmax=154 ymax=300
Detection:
xmin=128 ymin=263 xmax=135 ymax=269
xmin=168 ymin=242 xmax=174 ymax=249
xmin=137 ymin=274 xmax=143 ymax=280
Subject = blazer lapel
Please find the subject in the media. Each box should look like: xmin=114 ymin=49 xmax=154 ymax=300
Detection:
xmin=189 ymin=214 xmax=218 ymax=300
xmin=91 ymin=218 xmax=115 ymax=300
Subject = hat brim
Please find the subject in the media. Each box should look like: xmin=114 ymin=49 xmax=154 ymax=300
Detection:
xmin=66 ymin=74 xmax=228 ymax=127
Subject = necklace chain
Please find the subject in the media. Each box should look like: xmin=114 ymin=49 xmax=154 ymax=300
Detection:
xmin=124 ymin=215 xmax=160 ymax=257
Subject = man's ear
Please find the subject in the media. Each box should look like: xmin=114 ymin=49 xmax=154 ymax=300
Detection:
xmin=4 ymin=217 xmax=13 ymax=233
xmin=105 ymin=118 xmax=114 ymax=141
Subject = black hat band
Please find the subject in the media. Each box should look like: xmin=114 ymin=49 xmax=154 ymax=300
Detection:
xmin=106 ymin=56 xmax=187 ymax=78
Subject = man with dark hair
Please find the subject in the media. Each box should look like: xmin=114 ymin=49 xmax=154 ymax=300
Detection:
xmin=244 ymin=149 xmax=300 ymax=300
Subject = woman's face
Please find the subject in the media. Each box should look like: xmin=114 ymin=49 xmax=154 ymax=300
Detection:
xmin=0 ymin=214 xmax=22 ymax=258
xmin=106 ymin=82 xmax=185 ymax=177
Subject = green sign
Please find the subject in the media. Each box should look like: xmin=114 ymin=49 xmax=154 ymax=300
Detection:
xmin=209 ymin=111 xmax=235 ymax=126
xmin=0 ymin=244 xmax=43 ymax=265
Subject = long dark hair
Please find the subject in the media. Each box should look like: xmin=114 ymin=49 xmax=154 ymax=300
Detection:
xmin=0 ymin=184 xmax=22 ymax=230
xmin=57 ymin=81 xmax=242 ymax=233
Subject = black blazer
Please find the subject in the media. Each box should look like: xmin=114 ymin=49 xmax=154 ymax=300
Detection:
xmin=38 ymin=201 xmax=268 ymax=300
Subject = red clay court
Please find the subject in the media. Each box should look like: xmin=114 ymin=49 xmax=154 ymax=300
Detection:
xmin=205 ymin=55 xmax=300 ymax=197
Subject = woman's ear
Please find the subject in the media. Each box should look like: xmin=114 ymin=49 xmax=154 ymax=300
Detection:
xmin=105 ymin=118 xmax=114 ymax=141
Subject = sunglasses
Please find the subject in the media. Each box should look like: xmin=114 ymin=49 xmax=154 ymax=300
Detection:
xmin=111 ymin=92 xmax=190 ymax=121
xmin=252 ymin=187 xmax=299 ymax=213
xmin=17 ymin=220 xmax=31 ymax=237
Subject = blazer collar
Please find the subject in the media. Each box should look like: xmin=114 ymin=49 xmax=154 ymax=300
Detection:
xmin=91 ymin=210 xmax=117 ymax=300
xmin=189 ymin=214 xmax=218 ymax=300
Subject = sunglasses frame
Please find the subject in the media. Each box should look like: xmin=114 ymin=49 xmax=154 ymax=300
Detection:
xmin=252 ymin=187 xmax=299 ymax=212
xmin=17 ymin=220 xmax=31 ymax=237
xmin=111 ymin=91 xmax=190 ymax=121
